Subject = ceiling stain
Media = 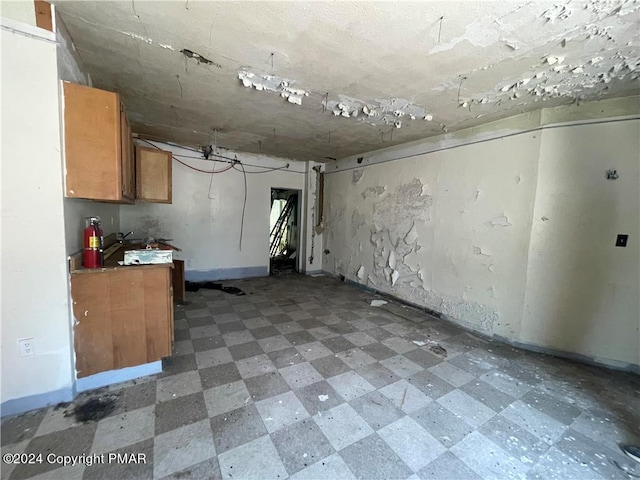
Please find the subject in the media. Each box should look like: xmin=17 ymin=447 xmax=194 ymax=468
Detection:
xmin=53 ymin=0 xmax=640 ymax=162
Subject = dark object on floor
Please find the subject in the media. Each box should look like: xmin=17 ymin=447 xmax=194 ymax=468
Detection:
xmin=622 ymin=445 xmax=640 ymax=463
xmin=430 ymin=344 xmax=448 ymax=356
xmin=67 ymin=395 xmax=117 ymax=422
xmin=184 ymin=281 xmax=246 ymax=296
xmin=270 ymin=255 xmax=296 ymax=276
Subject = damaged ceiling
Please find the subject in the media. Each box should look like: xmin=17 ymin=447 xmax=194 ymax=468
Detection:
xmin=53 ymin=0 xmax=640 ymax=162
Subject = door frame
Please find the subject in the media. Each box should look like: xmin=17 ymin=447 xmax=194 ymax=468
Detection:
xmin=268 ymin=188 xmax=302 ymax=274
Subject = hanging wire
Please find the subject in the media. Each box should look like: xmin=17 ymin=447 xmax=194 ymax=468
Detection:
xmin=138 ymin=138 xmax=304 ymax=174
xmin=139 ymin=139 xmax=233 ymax=174
xmin=234 ymin=164 xmax=291 ymax=174
xmin=237 ymin=162 xmax=248 ymax=251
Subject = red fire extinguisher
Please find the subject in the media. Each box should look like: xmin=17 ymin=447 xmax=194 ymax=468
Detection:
xmin=83 ymin=217 xmax=104 ymax=268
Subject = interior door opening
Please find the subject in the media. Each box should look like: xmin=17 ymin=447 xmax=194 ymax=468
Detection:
xmin=269 ymin=188 xmax=300 ymax=275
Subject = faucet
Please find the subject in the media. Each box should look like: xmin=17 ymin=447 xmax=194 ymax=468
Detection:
xmin=117 ymin=231 xmax=134 ymax=243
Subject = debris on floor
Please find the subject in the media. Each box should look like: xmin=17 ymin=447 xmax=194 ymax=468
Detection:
xmin=370 ymin=299 xmax=388 ymax=307
xmin=65 ymin=394 xmax=118 ymax=422
xmin=412 ymin=338 xmax=448 ymax=356
xmin=184 ymin=281 xmax=246 ymax=296
xmin=318 ymin=395 xmax=329 ymax=402
xmin=430 ymin=344 xmax=448 ymax=356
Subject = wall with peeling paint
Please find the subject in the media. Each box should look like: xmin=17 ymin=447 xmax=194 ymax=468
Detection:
xmin=521 ymin=117 xmax=640 ymax=368
xmin=324 ymin=96 xmax=639 ymax=369
xmin=119 ymin=142 xmax=313 ymax=279
xmin=302 ymin=162 xmax=325 ymax=273
xmin=324 ymin=113 xmax=541 ymax=339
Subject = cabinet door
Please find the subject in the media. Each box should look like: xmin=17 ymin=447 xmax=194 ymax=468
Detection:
xmin=120 ymin=108 xmax=135 ymax=202
xmin=72 ymin=267 xmax=173 ymax=378
xmin=64 ymin=82 xmax=122 ymax=201
xmin=136 ymin=146 xmax=172 ymax=203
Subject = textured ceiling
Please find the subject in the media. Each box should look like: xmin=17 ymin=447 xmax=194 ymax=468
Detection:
xmin=54 ymin=1 xmax=640 ymax=162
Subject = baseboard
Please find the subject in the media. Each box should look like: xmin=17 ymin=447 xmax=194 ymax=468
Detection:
xmin=185 ymin=266 xmax=268 ymax=282
xmin=494 ymin=335 xmax=640 ymax=374
xmin=305 ymin=270 xmax=325 ymax=276
xmin=1 ymin=387 xmax=74 ymax=418
xmin=320 ymin=270 xmax=639 ymax=375
xmin=342 ymin=275 xmax=443 ymax=319
xmin=75 ymin=361 xmax=162 ymax=393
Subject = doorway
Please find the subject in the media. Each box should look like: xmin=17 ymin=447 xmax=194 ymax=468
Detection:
xmin=269 ymin=189 xmax=300 ymax=275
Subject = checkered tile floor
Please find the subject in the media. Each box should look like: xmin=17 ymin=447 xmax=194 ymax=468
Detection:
xmin=2 ymin=274 xmax=639 ymax=480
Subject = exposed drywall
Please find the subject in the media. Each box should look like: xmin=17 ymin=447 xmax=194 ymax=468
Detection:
xmin=120 ymin=142 xmax=312 ymax=279
xmin=324 ymin=96 xmax=639 ymax=369
xmin=1 ymin=22 xmax=74 ymax=412
xmin=521 ymin=117 xmax=640 ymax=368
xmin=324 ymin=113 xmax=541 ymax=337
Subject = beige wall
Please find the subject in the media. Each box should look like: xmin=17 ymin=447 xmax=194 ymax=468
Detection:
xmin=1 ymin=23 xmax=74 ymax=411
xmin=0 ymin=1 xmax=36 ymax=26
xmin=324 ymin=97 xmax=639 ymax=370
xmin=522 ymin=117 xmax=640 ymax=368
xmin=119 ymin=142 xmax=310 ymax=277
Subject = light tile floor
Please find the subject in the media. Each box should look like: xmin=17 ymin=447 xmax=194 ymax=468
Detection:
xmin=2 ymin=274 xmax=639 ymax=480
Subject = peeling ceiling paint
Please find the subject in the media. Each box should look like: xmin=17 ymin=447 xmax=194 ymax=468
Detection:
xmin=53 ymin=1 xmax=640 ymax=162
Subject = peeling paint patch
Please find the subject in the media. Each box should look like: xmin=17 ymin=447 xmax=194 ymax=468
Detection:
xmin=122 ymin=31 xmax=153 ymax=44
xmin=404 ymin=223 xmax=419 ymax=244
xmin=489 ymin=215 xmax=513 ymax=227
xmin=373 ymin=179 xmax=432 ymax=235
xmin=352 ymin=169 xmax=364 ymax=184
xmin=362 ymin=186 xmax=386 ymax=199
xmin=238 ymin=71 xmax=309 ymax=105
xmin=473 ymin=246 xmax=492 ymax=257
xmin=351 ymin=209 xmax=366 ymax=236
xmin=323 ymin=95 xmax=433 ymax=128
xmin=181 ymin=49 xmax=221 ymax=68
xmin=388 ymin=250 xmax=397 ymax=270
xmin=357 ymin=266 xmax=365 ymax=279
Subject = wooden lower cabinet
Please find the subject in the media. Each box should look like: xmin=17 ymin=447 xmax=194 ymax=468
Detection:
xmin=71 ymin=266 xmax=173 ymax=378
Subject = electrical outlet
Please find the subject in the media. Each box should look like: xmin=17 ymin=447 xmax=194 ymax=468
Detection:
xmin=18 ymin=338 xmax=35 ymax=357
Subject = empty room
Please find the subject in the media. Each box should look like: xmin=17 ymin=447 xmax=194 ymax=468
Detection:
xmin=1 ymin=1 xmax=639 ymax=479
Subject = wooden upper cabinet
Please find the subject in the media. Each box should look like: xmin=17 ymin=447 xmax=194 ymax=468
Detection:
xmin=136 ymin=146 xmax=172 ymax=203
xmin=63 ymin=82 xmax=134 ymax=203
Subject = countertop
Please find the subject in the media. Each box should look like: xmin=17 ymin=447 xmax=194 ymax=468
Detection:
xmin=70 ymin=243 xmax=175 ymax=274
